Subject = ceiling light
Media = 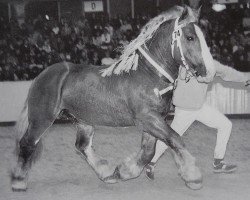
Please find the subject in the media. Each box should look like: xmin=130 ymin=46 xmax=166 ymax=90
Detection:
xmin=212 ymin=3 xmax=226 ymax=12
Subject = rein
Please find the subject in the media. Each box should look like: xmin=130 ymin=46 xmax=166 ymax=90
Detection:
xmin=137 ymin=17 xmax=193 ymax=96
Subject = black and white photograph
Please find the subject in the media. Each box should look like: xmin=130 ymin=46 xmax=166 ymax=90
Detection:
xmin=0 ymin=0 xmax=250 ymax=199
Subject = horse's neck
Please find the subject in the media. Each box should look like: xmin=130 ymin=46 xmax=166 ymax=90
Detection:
xmin=138 ymin=38 xmax=179 ymax=83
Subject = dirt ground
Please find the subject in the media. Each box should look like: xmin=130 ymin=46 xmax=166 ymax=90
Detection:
xmin=1 ymin=119 xmax=250 ymax=200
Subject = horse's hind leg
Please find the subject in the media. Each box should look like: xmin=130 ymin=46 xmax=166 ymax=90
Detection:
xmin=103 ymin=132 xmax=156 ymax=182
xmin=11 ymin=118 xmax=55 ymax=191
xmin=75 ymin=123 xmax=117 ymax=183
xmin=11 ymin=63 xmax=69 ymax=191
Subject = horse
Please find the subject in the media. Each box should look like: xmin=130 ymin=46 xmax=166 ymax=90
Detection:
xmin=11 ymin=6 xmax=215 ymax=191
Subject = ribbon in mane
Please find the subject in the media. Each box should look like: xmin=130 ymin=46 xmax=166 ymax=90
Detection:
xmin=100 ymin=6 xmax=183 ymax=77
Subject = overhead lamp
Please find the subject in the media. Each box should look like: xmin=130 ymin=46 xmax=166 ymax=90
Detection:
xmin=212 ymin=3 xmax=226 ymax=12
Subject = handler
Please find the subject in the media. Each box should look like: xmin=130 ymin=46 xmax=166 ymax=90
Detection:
xmin=145 ymin=60 xmax=250 ymax=180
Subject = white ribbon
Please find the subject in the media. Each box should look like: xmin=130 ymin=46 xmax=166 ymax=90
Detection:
xmin=137 ymin=46 xmax=174 ymax=84
xmin=137 ymin=46 xmax=174 ymax=96
xmin=137 ymin=17 xmax=193 ymax=95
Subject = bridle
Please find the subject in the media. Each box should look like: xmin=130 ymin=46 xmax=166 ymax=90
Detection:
xmin=137 ymin=17 xmax=195 ymax=96
xmin=171 ymin=17 xmax=190 ymax=72
xmin=171 ymin=17 xmax=195 ymax=82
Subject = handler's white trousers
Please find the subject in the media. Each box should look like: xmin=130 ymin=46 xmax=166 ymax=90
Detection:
xmin=151 ymin=103 xmax=232 ymax=163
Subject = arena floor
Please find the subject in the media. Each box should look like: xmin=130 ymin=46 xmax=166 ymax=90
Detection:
xmin=1 ymin=119 xmax=250 ymax=200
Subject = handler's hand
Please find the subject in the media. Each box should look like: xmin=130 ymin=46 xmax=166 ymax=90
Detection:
xmin=197 ymin=74 xmax=214 ymax=83
xmin=196 ymin=67 xmax=216 ymax=83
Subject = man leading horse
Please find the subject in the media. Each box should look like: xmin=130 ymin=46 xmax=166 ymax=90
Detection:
xmin=145 ymin=59 xmax=250 ymax=180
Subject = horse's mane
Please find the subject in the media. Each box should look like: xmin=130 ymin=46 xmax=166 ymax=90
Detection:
xmin=100 ymin=6 xmax=184 ymax=77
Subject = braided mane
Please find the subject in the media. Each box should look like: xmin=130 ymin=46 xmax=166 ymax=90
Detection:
xmin=100 ymin=6 xmax=184 ymax=77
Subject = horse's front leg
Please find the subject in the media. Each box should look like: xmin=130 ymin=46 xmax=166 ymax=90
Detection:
xmin=75 ymin=123 xmax=117 ymax=183
xmin=104 ymin=132 xmax=157 ymax=182
xmin=137 ymin=111 xmax=203 ymax=190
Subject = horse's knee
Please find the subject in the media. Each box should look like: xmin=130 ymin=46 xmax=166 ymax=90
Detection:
xmin=75 ymin=131 xmax=89 ymax=151
xmin=75 ymin=124 xmax=94 ymax=152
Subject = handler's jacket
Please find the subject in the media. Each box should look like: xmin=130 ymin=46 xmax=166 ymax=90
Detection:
xmin=173 ymin=60 xmax=250 ymax=110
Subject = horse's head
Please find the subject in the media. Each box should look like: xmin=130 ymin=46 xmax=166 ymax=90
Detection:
xmin=170 ymin=6 xmax=215 ymax=81
xmin=100 ymin=5 xmax=215 ymax=81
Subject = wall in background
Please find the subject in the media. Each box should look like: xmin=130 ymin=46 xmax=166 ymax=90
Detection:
xmin=110 ymin=0 xmax=131 ymax=18
xmin=0 ymin=81 xmax=31 ymax=122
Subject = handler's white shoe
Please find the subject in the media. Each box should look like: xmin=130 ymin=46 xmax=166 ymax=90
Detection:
xmin=145 ymin=162 xmax=155 ymax=180
xmin=213 ymin=161 xmax=237 ymax=173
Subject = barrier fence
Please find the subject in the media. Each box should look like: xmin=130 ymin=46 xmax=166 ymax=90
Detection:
xmin=0 ymin=78 xmax=249 ymax=122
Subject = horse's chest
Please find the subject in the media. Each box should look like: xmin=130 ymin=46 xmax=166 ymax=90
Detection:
xmin=134 ymin=88 xmax=171 ymax=114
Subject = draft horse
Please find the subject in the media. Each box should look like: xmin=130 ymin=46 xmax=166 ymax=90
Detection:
xmin=11 ymin=6 xmax=215 ymax=191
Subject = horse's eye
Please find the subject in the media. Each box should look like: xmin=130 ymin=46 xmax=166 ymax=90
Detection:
xmin=187 ymin=36 xmax=194 ymax=41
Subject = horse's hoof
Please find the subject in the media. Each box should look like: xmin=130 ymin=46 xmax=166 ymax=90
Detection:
xmin=11 ymin=179 xmax=27 ymax=192
xmin=185 ymin=181 xmax=203 ymax=190
xmin=102 ymin=166 xmax=120 ymax=184
xmin=103 ymin=177 xmax=118 ymax=184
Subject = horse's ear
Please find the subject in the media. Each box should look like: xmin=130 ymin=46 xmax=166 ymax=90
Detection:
xmin=195 ymin=5 xmax=202 ymax=19
xmin=179 ymin=6 xmax=189 ymax=22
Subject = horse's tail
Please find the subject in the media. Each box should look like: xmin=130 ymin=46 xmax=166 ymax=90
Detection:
xmin=14 ymin=97 xmax=43 ymax=164
xmin=15 ymin=99 xmax=29 ymax=140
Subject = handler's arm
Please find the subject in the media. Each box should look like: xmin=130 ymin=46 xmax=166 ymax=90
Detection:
xmin=215 ymin=60 xmax=250 ymax=84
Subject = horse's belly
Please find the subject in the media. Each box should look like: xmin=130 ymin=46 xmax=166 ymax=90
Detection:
xmin=62 ymin=95 xmax=135 ymax=127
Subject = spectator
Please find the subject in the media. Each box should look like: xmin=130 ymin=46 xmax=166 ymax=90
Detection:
xmin=42 ymin=39 xmax=52 ymax=53
xmin=101 ymin=50 xmax=115 ymax=66
xmin=120 ymin=20 xmax=133 ymax=33
xmin=92 ymin=31 xmax=102 ymax=47
xmin=76 ymin=39 xmax=86 ymax=51
xmin=101 ymin=28 xmax=111 ymax=50
xmin=52 ymin=22 xmax=60 ymax=35
xmin=119 ymin=34 xmax=129 ymax=46
xmin=104 ymin=22 xmax=114 ymax=38
xmin=90 ymin=51 xmax=101 ymax=65
xmin=61 ymin=22 xmax=72 ymax=38
xmin=0 ymin=5 xmax=249 ymax=82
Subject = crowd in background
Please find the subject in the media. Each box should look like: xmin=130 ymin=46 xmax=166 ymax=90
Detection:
xmin=203 ymin=5 xmax=250 ymax=72
xmin=0 ymin=5 xmax=249 ymax=81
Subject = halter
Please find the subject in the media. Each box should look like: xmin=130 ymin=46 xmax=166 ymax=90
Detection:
xmin=137 ymin=17 xmax=194 ymax=96
xmin=171 ymin=17 xmax=189 ymax=70
xmin=171 ymin=17 xmax=194 ymax=81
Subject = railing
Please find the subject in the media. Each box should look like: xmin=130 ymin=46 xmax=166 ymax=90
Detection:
xmin=0 ymin=78 xmax=250 ymax=122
